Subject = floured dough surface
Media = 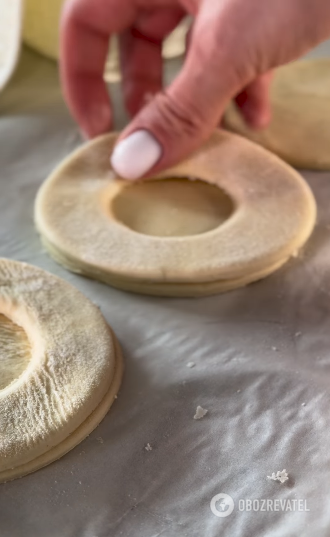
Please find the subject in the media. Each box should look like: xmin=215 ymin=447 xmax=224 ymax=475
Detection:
xmin=0 ymin=258 xmax=123 ymax=483
xmin=224 ymin=59 xmax=330 ymax=170
xmin=35 ymin=131 xmax=316 ymax=297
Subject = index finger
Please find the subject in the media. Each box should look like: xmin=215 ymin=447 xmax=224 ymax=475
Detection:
xmin=60 ymin=0 xmax=136 ymax=137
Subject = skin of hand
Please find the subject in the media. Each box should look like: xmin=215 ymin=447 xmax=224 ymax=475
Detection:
xmin=61 ymin=0 xmax=330 ymax=179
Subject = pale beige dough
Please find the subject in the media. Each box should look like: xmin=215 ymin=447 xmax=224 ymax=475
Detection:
xmin=0 ymin=258 xmax=123 ymax=483
xmin=35 ymin=131 xmax=316 ymax=297
xmin=40 ymin=234 xmax=290 ymax=298
xmin=224 ymin=59 xmax=330 ymax=170
xmin=22 ymin=0 xmax=189 ymax=82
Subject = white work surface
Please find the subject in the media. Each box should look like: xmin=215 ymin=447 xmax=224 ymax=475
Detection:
xmin=1 ymin=43 xmax=330 ymax=537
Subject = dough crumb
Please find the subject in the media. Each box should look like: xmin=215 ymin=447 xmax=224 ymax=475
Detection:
xmin=194 ymin=406 xmax=208 ymax=420
xmin=236 ymin=389 xmax=241 ymax=393
xmin=186 ymin=361 xmax=195 ymax=368
xmin=96 ymin=437 xmax=104 ymax=444
xmin=114 ymin=395 xmax=118 ymax=399
xmin=291 ymin=250 xmax=299 ymax=258
xmin=145 ymin=443 xmax=153 ymax=451
xmin=79 ymin=481 xmax=82 ymax=485
xmin=301 ymin=402 xmax=306 ymax=407
xmin=295 ymin=331 xmax=302 ymax=337
xmin=267 ymin=469 xmax=289 ymax=484
xmin=272 ymin=346 xmax=278 ymax=351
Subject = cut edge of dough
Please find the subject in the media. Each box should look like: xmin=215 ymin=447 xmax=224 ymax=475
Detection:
xmin=39 ymin=233 xmax=293 ymax=297
xmin=0 ymin=331 xmax=123 ymax=484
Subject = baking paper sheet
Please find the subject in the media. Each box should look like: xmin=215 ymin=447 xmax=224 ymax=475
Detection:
xmin=1 ymin=45 xmax=330 ymax=537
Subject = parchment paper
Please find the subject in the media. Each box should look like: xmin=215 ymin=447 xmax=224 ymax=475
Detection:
xmin=1 ymin=43 xmax=330 ymax=537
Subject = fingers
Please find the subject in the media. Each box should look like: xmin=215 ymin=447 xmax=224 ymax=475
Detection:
xmin=235 ymin=71 xmax=273 ymax=129
xmin=119 ymin=31 xmax=163 ymax=118
xmin=111 ymin=3 xmax=243 ymax=180
xmin=119 ymin=7 xmax=184 ymax=117
xmin=60 ymin=0 xmax=136 ymax=137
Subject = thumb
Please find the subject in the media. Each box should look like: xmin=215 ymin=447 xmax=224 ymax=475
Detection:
xmin=111 ymin=5 xmax=243 ymax=179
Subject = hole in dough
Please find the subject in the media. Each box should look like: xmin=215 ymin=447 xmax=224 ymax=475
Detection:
xmin=0 ymin=313 xmax=31 ymax=390
xmin=111 ymin=178 xmax=234 ymax=237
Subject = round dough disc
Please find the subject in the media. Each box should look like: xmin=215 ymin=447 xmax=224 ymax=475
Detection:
xmin=224 ymin=59 xmax=330 ymax=170
xmin=0 ymin=259 xmax=123 ymax=483
xmin=35 ymin=131 xmax=316 ymax=297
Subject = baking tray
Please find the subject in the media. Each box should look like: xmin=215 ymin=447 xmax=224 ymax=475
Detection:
xmin=1 ymin=44 xmax=330 ymax=537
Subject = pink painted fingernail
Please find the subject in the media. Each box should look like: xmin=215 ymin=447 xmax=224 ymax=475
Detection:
xmin=110 ymin=130 xmax=162 ymax=180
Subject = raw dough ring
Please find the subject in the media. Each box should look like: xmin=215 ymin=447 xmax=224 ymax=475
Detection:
xmin=224 ymin=59 xmax=330 ymax=170
xmin=0 ymin=259 xmax=123 ymax=483
xmin=35 ymin=131 xmax=316 ymax=297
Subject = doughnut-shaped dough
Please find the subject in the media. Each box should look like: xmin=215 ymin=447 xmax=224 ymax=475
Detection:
xmin=0 ymin=259 xmax=123 ymax=483
xmin=224 ymin=59 xmax=330 ymax=170
xmin=35 ymin=131 xmax=316 ymax=297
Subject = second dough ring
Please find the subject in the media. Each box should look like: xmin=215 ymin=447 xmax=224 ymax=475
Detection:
xmin=0 ymin=259 xmax=123 ymax=483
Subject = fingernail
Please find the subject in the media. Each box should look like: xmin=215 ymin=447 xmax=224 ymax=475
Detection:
xmin=110 ymin=130 xmax=162 ymax=180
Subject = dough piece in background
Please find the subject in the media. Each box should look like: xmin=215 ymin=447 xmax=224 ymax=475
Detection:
xmin=0 ymin=259 xmax=123 ymax=483
xmin=22 ymin=0 xmax=190 ymax=81
xmin=224 ymin=59 xmax=330 ymax=170
xmin=35 ymin=131 xmax=316 ymax=297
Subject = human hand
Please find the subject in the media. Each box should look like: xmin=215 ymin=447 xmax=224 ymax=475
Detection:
xmin=61 ymin=0 xmax=330 ymax=179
